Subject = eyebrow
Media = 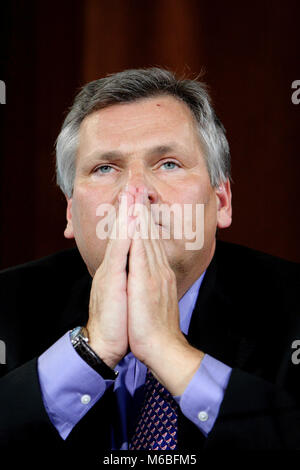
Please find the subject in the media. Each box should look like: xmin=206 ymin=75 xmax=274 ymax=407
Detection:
xmin=89 ymin=144 xmax=182 ymax=162
xmin=146 ymin=145 xmax=179 ymax=158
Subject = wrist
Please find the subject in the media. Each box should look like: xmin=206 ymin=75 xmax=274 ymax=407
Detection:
xmin=70 ymin=327 xmax=119 ymax=379
xmin=87 ymin=338 xmax=122 ymax=369
xmin=145 ymin=335 xmax=204 ymax=396
xmin=85 ymin=327 xmax=124 ymax=369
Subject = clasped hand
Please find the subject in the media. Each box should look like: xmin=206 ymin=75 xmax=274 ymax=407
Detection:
xmin=87 ymin=186 xmax=203 ymax=395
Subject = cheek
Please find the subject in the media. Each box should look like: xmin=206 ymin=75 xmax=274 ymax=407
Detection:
xmin=180 ymin=182 xmax=217 ymax=237
xmin=165 ymin=174 xmax=212 ymax=206
xmin=73 ymin=181 xmax=116 ymax=205
xmin=71 ymin=189 xmax=111 ymax=273
xmin=203 ymin=196 xmax=218 ymax=236
xmin=72 ymin=188 xmax=103 ymax=236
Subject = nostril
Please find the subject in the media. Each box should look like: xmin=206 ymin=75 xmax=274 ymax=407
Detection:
xmin=147 ymin=190 xmax=157 ymax=204
xmin=134 ymin=186 xmax=158 ymax=203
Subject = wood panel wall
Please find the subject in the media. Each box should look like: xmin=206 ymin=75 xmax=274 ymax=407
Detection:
xmin=0 ymin=0 xmax=299 ymax=269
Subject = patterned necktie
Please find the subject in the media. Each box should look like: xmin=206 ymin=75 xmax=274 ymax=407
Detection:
xmin=129 ymin=369 xmax=179 ymax=450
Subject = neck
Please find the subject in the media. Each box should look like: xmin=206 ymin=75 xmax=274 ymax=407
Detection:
xmin=175 ymin=239 xmax=216 ymax=300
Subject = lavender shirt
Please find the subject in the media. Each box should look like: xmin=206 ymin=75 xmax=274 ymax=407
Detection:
xmin=38 ymin=272 xmax=232 ymax=448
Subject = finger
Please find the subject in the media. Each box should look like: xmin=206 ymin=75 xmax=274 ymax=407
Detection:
xmin=132 ymin=190 xmax=158 ymax=274
xmin=102 ymin=191 xmax=132 ymax=273
xmin=135 ymin=188 xmax=169 ymax=270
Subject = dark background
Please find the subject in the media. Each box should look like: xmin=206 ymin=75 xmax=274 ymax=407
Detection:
xmin=0 ymin=0 xmax=299 ymax=270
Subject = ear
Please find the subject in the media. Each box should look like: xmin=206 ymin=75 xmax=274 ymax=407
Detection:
xmin=64 ymin=196 xmax=75 ymax=239
xmin=215 ymin=179 xmax=232 ymax=229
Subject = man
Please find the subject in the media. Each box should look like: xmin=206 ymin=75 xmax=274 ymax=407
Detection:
xmin=0 ymin=68 xmax=299 ymax=458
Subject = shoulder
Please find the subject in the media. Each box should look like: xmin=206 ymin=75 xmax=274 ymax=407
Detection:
xmin=0 ymin=249 xmax=90 ymax=364
xmin=214 ymin=240 xmax=300 ymax=322
xmin=0 ymin=248 xmax=89 ymax=325
xmin=0 ymin=248 xmax=88 ymax=288
xmin=215 ymin=240 xmax=300 ymax=282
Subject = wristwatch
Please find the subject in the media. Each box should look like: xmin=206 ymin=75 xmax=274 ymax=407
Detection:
xmin=70 ymin=326 xmax=118 ymax=379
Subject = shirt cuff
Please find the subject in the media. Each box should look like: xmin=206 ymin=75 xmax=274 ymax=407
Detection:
xmin=38 ymin=332 xmax=114 ymax=440
xmin=174 ymin=354 xmax=232 ymax=436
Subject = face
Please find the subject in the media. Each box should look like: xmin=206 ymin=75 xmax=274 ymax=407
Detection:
xmin=65 ymin=95 xmax=232 ymax=283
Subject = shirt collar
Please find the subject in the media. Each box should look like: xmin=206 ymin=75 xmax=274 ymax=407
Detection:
xmin=179 ymin=271 xmax=206 ymax=335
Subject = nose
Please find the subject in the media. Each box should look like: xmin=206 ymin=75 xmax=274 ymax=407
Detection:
xmin=125 ymin=167 xmax=158 ymax=204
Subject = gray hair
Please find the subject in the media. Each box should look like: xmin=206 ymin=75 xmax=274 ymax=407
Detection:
xmin=56 ymin=67 xmax=230 ymax=197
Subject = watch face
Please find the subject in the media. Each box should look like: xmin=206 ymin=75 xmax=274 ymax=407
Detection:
xmin=70 ymin=326 xmax=81 ymax=341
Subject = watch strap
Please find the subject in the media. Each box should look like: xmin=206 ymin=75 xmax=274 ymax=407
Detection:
xmin=70 ymin=327 xmax=118 ymax=380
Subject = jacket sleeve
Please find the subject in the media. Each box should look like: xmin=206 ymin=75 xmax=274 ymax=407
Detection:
xmin=204 ymin=367 xmax=300 ymax=450
xmin=0 ymin=357 xmax=114 ymax=460
xmin=0 ymin=358 xmax=66 ymax=453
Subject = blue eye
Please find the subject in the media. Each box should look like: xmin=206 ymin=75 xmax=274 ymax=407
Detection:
xmin=96 ymin=165 xmax=113 ymax=174
xmin=162 ymin=161 xmax=178 ymax=170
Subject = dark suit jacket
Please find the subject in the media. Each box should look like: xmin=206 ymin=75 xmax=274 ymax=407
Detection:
xmin=0 ymin=241 xmax=299 ymax=460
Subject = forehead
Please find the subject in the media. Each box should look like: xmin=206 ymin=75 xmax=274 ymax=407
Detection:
xmin=78 ymin=95 xmax=201 ymax=156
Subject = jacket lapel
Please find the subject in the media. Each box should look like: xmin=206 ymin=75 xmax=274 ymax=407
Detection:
xmin=178 ymin=241 xmax=258 ymax=450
